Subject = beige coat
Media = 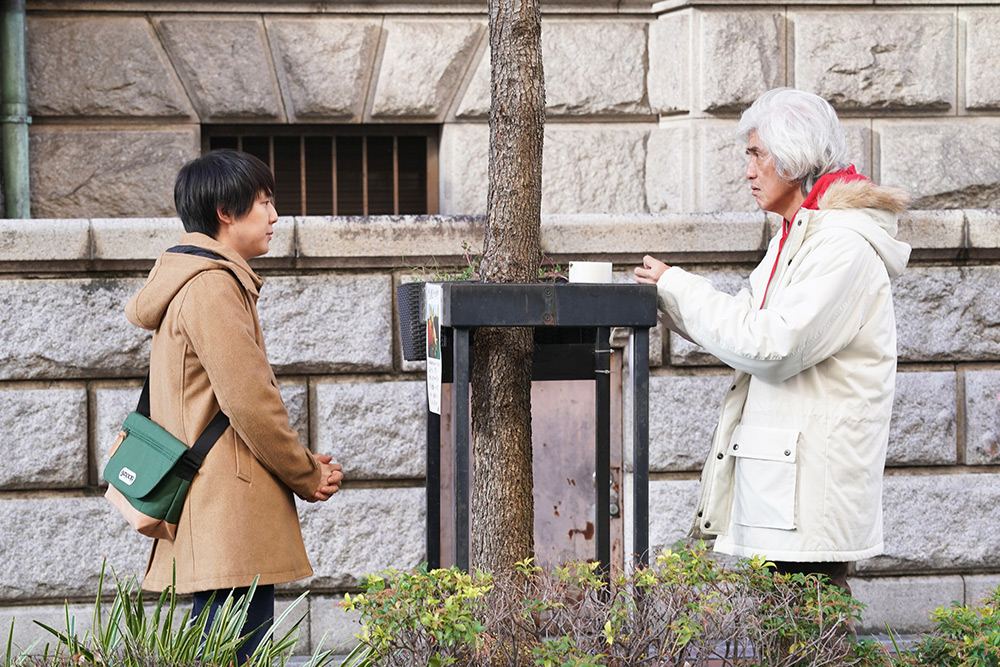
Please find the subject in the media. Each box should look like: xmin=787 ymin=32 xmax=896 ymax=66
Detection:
xmin=126 ymin=232 xmax=321 ymax=593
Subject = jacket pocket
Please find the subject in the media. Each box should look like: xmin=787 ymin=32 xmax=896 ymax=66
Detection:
xmin=729 ymin=425 xmax=798 ymax=530
xmin=234 ymin=432 xmax=253 ymax=483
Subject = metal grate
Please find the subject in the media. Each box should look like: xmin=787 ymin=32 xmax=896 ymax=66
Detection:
xmin=205 ymin=126 xmax=439 ymax=216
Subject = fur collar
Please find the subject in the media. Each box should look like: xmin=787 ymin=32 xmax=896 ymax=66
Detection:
xmin=818 ymin=179 xmax=910 ymax=214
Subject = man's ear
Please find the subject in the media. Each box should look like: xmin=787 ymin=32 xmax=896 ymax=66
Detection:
xmin=217 ymin=206 xmax=235 ymax=227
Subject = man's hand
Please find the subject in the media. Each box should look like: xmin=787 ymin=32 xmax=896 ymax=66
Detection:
xmin=306 ymin=453 xmax=344 ymax=502
xmin=634 ymin=255 xmax=670 ymax=285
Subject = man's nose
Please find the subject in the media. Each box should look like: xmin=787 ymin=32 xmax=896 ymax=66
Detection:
xmin=745 ymin=159 xmax=756 ymax=180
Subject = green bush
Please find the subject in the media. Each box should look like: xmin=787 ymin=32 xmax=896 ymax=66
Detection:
xmin=341 ymin=543 xmax=890 ymax=666
xmin=891 ymin=586 xmax=1000 ymax=666
xmin=3 ymin=562 xmax=339 ymax=667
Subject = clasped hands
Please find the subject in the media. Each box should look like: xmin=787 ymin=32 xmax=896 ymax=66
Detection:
xmin=308 ymin=453 xmax=345 ymax=502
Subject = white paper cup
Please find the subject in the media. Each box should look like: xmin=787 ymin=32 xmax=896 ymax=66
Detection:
xmin=568 ymin=261 xmax=612 ymax=284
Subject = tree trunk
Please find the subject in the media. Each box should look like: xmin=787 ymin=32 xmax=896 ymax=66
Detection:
xmin=470 ymin=0 xmax=545 ymax=576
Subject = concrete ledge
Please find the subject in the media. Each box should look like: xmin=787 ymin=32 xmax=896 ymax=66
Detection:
xmin=0 ymin=219 xmax=89 ymax=262
xmin=852 ymin=574 xmax=964 ymax=635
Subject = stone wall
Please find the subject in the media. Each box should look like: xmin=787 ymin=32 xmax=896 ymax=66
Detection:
xmin=17 ymin=1 xmax=1000 ymax=220
xmin=1 ymin=210 xmax=999 ymax=652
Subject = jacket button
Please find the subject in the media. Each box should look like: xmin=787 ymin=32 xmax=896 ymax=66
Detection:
xmin=797 ymin=220 xmax=803 ymax=226
xmin=784 ymin=449 xmax=791 ymax=456
xmin=717 ymin=452 xmax=724 ymax=460
xmin=704 ymin=522 xmax=711 ymax=529
xmin=732 ymin=444 xmax=739 ymax=451
xmin=697 ymin=511 xmax=703 ymax=517
xmin=730 ymin=385 xmax=737 ymax=391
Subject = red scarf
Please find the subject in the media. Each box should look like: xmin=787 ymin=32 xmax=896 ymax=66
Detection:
xmin=758 ymin=166 xmax=869 ymax=309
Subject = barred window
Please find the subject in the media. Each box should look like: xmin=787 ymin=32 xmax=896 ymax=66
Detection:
xmin=204 ymin=126 xmax=439 ymax=216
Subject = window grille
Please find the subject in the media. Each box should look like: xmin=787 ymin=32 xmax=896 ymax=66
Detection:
xmin=204 ymin=126 xmax=439 ymax=216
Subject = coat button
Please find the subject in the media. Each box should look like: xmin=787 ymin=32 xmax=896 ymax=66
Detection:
xmin=797 ymin=219 xmax=803 ymax=226
xmin=717 ymin=452 xmax=724 ymax=460
xmin=784 ymin=449 xmax=791 ymax=456
xmin=704 ymin=521 xmax=711 ymax=529
xmin=697 ymin=511 xmax=703 ymax=517
xmin=730 ymin=385 xmax=737 ymax=391
xmin=732 ymin=444 xmax=739 ymax=451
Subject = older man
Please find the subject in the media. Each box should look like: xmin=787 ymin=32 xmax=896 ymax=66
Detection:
xmin=635 ymin=88 xmax=910 ymax=593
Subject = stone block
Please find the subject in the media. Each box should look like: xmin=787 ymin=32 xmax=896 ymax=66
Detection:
xmin=647 ymin=479 xmax=701 ymax=556
xmin=888 ymin=371 xmax=957 ymax=466
xmin=542 ymin=124 xmax=649 ymax=214
xmin=877 ymin=119 xmax=1000 ymax=209
xmin=0 ymin=385 xmax=87 ymax=490
xmin=793 ymin=10 xmax=955 ymax=111
xmin=257 ymin=275 xmax=393 ymax=374
xmin=893 ymin=266 xmax=1000 ymax=362
xmin=542 ymin=212 xmax=764 ymax=257
xmin=280 ymin=379 xmax=310 ymax=450
xmin=91 ymin=218 xmax=182 ymax=261
xmin=371 ymin=20 xmax=483 ymax=120
xmin=852 ymin=575 xmax=964 ymax=635
xmin=93 ymin=382 xmax=144 ymax=486
xmin=965 ymin=573 xmax=1000 ymax=606
xmin=968 ymin=209 xmax=1000 ymax=251
xmin=698 ymin=10 xmax=784 ymax=113
xmin=306 ymin=595 xmax=363 ymax=655
xmin=29 ymin=129 xmax=198 ymax=219
xmin=26 ymin=16 xmax=193 ymax=118
xmin=647 ymin=373 xmax=733 ymax=472
xmin=839 ymin=122 xmax=874 ymax=187
xmin=297 ymin=215 xmax=485 ymax=264
xmin=0 ymin=497 xmax=149 ymax=601
xmin=697 ymin=121 xmax=755 ymax=214
xmin=648 ymin=12 xmax=691 ymax=115
xmin=897 ymin=210 xmax=965 ymax=254
xmin=155 ymin=17 xmax=283 ymax=121
xmin=964 ymin=9 xmax=1000 ymax=110
xmin=453 ymin=46 xmax=489 ymax=119
xmin=964 ymin=369 xmax=1000 ymax=466
xmin=543 ymin=21 xmax=649 ymax=117
xmin=313 ymin=379 xmax=425 ymax=479
xmin=439 ymin=123 xmax=489 ymax=215
xmin=0 ymin=218 xmax=89 ymax=262
xmin=267 ymin=18 xmax=380 ymax=122
xmin=295 ymin=487 xmax=425 ymax=590
xmin=646 ymin=125 xmax=692 ymax=212
xmin=0 ymin=277 xmax=149 ymax=380
xmin=860 ymin=472 xmax=1000 ymax=574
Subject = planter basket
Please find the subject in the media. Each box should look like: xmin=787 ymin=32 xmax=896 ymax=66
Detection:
xmin=397 ymin=282 xmax=426 ymax=361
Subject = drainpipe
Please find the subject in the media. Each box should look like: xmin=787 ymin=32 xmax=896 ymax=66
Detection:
xmin=1 ymin=0 xmax=30 ymax=218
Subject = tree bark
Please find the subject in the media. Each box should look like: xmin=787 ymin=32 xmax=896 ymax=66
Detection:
xmin=470 ymin=0 xmax=545 ymax=576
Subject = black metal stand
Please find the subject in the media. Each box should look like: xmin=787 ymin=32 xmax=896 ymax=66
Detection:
xmin=424 ymin=282 xmax=656 ymax=571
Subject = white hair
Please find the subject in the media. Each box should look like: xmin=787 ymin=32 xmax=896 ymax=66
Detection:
xmin=737 ymin=88 xmax=849 ymax=194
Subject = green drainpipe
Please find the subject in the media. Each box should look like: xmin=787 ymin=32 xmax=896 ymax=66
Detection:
xmin=1 ymin=0 xmax=30 ymax=218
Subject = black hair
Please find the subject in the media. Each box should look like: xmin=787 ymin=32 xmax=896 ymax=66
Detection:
xmin=173 ymin=149 xmax=275 ymax=238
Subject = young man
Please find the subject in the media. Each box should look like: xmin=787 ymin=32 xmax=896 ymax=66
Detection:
xmin=126 ymin=149 xmax=343 ymax=660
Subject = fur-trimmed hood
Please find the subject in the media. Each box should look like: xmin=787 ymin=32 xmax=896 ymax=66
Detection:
xmin=808 ymin=178 xmax=911 ymax=279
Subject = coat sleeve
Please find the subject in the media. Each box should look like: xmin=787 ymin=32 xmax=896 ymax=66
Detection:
xmin=656 ymin=229 xmax=881 ymax=383
xmin=175 ymin=270 xmax=321 ymax=498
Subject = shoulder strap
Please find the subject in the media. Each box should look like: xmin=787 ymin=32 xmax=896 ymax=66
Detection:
xmin=135 ymin=243 xmax=235 ymax=480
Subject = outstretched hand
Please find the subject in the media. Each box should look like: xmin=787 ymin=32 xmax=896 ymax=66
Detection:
xmin=307 ymin=453 xmax=344 ymax=502
xmin=634 ymin=255 xmax=670 ymax=285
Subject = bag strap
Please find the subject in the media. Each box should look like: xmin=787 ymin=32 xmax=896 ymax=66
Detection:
xmin=135 ymin=243 xmax=237 ymax=481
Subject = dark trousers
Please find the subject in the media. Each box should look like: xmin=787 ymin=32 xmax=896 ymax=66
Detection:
xmin=192 ymin=584 xmax=275 ymax=663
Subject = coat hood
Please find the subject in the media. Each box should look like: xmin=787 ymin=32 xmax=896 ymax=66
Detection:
xmin=126 ymin=232 xmax=263 ymax=331
xmin=812 ymin=178 xmax=911 ymax=279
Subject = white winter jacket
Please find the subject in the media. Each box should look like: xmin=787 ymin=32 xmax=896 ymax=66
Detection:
xmin=656 ymin=178 xmax=911 ymax=562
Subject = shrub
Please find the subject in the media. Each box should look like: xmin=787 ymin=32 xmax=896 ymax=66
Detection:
xmin=890 ymin=586 xmax=1000 ymax=666
xmin=341 ymin=543 xmax=891 ymax=666
xmin=5 ymin=562 xmax=339 ymax=667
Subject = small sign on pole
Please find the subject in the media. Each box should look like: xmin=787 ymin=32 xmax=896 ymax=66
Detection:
xmin=425 ymin=283 xmax=443 ymax=414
